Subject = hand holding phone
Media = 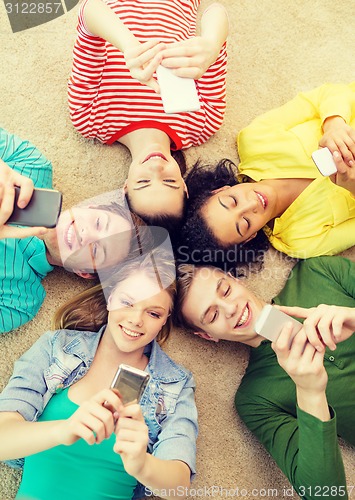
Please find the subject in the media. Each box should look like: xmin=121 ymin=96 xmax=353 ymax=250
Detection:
xmin=311 ymin=147 xmax=338 ymax=176
xmin=156 ymin=65 xmax=200 ymax=114
xmin=110 ymin=364 xmax=150 ymax=406
xmin=255 ymin=304 xmax=302 ymax=342
xmin=7 ymin=186 xmax=62 ymax=228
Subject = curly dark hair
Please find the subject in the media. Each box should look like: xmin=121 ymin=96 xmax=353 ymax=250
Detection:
xmin=176 ymin=158 xmax=269 ymax=273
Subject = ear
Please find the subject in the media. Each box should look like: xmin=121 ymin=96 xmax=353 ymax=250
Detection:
xmin=244 ymin=232 xmax=257 ymax=243
xmin=193 ymin=331 xmax=219 ymax=342
xmin=123 ymin=180 xmax=128 ymax=194
xmin=183 ymin=180 xmax=189 ymax=199
xmin=211 ymin=185 xmax=230 ymax=195
xmin=74 ymin=270 xmax=96 ymax=279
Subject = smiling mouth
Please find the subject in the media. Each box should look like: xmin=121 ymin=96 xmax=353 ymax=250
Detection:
xmin=65 ymin=221 xmax=75 ymax=250
xmin=142 ymin=152 xmax=167 ymax=163
xmin=234 ymin=304 xmax=251 ymax=328
xmin=121 ymin=326 xmax=143 ymax=338
xmin=255 ymin=192 xmax=267 ymax=210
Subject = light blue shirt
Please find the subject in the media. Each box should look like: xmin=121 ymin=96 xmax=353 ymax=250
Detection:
xmin=0 ymin=327 xmax=198 ymax=496
xmin=0 ymin=127 xmax=54 ymax=332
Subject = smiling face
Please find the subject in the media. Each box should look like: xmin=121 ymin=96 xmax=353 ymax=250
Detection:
xmin=106 ymin=271 xmax=172 ymax=353
xmin=43 ymin=207 xmax=133 ymax=273
xmin=202 ymin=183 xmax=277 ymax=246
xmin=124 ymin=149 xmax=187 ymax=219
xmin=181 ymin=267 xmax=266 ymax=345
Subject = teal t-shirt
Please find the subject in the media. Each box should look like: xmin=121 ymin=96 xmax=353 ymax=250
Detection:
xmin=16 ymin=388 xmax=137 ymax=500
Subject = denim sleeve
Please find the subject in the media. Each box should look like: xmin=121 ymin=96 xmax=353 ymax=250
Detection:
xmin=0 ymin=127 xmax=52 ymax=188
xmin=0 ymin=330 xmax=54 ymax=421
xmin=152 ymin=373 xmax=198 ymax=478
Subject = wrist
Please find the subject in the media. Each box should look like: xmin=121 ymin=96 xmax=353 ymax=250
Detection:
xmin=322 ymin=115 xmax=346 ymax=132
xmin=296 ymin=388 xmax=330 ymax=422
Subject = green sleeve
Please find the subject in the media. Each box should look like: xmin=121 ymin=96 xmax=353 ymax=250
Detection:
xmin=235 ymin=391 xmax=348 ymax=500
xmin=274 ymin=256 xmax=355 ymax=309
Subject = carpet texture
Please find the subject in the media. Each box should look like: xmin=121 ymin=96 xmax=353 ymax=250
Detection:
xmin=0 ymin=0 xmax=354 ymax=498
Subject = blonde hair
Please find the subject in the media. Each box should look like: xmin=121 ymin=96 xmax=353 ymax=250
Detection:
xmin=53 ymin=249 xmax=176 ymax=345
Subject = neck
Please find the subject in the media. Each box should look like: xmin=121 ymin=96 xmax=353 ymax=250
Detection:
xmin=119 ymin=128 xmax=172 ymax=159
xmin=260 ymin=178 xmax=312 ymax=218
xmin=39 ymin=229 xmax=63 ymax=267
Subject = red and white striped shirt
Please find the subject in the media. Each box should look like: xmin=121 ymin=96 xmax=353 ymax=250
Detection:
xmin=68 ymin=0 xmax=227 ymax=148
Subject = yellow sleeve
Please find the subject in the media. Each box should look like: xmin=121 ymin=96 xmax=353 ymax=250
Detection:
xmin=237 ymin=83 xmax=355 ymax=181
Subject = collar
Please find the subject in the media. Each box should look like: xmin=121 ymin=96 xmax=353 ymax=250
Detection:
xmin=62 ymin=326 xmax=105 ymax=366
xmin=144 ymin=340 xmax=188 ymax=383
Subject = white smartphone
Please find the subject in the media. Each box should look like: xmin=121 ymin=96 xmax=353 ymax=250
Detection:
xmin=311 ymin=147 xmax=337 ymax=176
xmin=156 ymin=65 xmax=200 ymax=114
xmin=110 ymin=364 xmax=150 ymax=406
xmin=254 ymin=304 xmax=302 ymax=342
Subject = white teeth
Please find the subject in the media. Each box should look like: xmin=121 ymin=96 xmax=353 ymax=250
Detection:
xmin=122 ymin=326 xmax=141 ymax=338
xmin=66 ymin=223 xmax=75 ymax=249
xmin=256 ymin=192 xmax=266 ymax=209
xmin=237 ymin=306 xmax=249 ymax=327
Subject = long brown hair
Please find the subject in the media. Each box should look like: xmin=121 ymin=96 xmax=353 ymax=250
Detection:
xmin=53 ymin=249 xmax=176 ymax=345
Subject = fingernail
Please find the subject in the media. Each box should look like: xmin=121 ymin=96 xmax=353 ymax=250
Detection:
xmin=349 ymin=160 xmax=354 ymax=166
xmin=18 ymin=200 xmax=26 ymax=209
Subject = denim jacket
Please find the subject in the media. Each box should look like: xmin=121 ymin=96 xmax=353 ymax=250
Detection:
xmin=0 ymin=327 xmax=198 ymax=495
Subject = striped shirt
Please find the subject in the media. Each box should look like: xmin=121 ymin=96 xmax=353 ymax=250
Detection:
xmin=0 ymin=128 xmax=53 ymax=333
xmin=68 ymin=0 xmax=227 ymax=147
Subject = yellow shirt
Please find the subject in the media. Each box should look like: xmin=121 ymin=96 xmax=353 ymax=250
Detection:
xmin=237 ymin=83 xmax=355 ymax=258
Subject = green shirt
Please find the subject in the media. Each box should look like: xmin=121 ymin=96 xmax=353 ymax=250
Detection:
xmin=235 ymin=256 xmax=355 ymax=500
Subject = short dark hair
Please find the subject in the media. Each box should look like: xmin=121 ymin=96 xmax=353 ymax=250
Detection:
xmin=176 ymin=159 xmax=269 ymax=274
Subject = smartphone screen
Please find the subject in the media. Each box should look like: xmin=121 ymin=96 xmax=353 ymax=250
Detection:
xmin=8 ymin=187 xmax=62 ymax=228
xmin=110 ymin=364 xmax=150 ymax=406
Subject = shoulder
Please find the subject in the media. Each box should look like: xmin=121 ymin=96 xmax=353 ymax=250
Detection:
xmin=148 ymin=341 xmax=194 ymax=386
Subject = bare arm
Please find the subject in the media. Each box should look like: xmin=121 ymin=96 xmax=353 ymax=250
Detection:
xmin=160 ymin=3 xmax=229 ymax=79
xmin=0 ymin=389 xmax=122 ymax=461
xmin=82 ymin=0 xmax=164 ymax=92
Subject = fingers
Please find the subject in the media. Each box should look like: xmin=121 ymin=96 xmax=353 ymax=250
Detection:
xmin=1 ymin=225 xmax=48 ymax=240
xmin=274 ymin=305 xmax=311 ymax=319
xmin=0 ymin=182 xmax=16 ymax=226
xmin=124 ymin=39 xmax=165 ymax=68
xmin=68 ymin=389 xmax=123 ymax=445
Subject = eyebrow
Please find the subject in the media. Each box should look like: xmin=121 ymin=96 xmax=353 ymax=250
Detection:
xmin=200 ymin=277 xmax=224 ymax=324
xmin=133 ymin=183 xmax=181 ymax=191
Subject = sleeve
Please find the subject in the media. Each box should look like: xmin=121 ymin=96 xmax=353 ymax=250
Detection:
xmin=241 ymin=83 xmax=353 ymax=135
xmin=0 ymin=127 xmax=52 ymax=188
xmin=68 ymin=0 xmax=108 ymax=113
xmin=237 ymin=83 xmax=355 ymax=179
xmin=152 ymin=373 xmax=198 ymax=478
xmin=274 ymin=256 xmax=355 ymax=308
xmin=235 ymin=390 xmax=348 ymax=500
xmin=0 ymin=331 xmax=54 ymax=422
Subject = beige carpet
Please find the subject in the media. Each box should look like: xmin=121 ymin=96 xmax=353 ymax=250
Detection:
xmin=1 ymin=0 xmax=354 ymax=498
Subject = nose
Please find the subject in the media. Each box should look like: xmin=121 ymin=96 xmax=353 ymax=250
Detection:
xmin=222 ymin=301 xmax=237 ymax=319
xmin=128 ymin=308 xmax=144 ymax=327
xmin=241 ymin=196 xmax=258 ymax=214
xmin=79 ymin=224 xmax=99 ymax=247
xmin=146 ymin=161 xmax=165 ymax=173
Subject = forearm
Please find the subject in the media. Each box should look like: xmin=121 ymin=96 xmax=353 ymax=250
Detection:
xmin=135 ymin=455 xmax=190 ymax=497
xmin=82 ymin=0 xmax=139 ymax=52
xmin=0 ymin=413 xmax=61 ymax=460
xmin=200 ymin=3 xmax=229 ymax=55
